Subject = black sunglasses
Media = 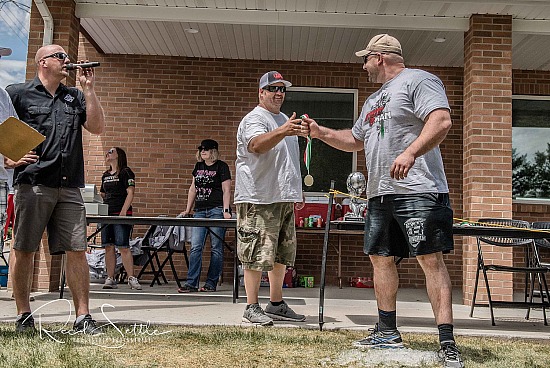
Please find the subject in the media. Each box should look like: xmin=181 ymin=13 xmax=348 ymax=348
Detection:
xmin=107 ymin=148 xmax=115 ymax=154
xmin=263 ymin=85 xmax=286 ymax=93
xmin=362 ymin=53 xmax=378 ymax=64
xmin=198 ymin=147 xmax=211 ymax=151
xmin=42 ymin=52 xmax=69 ymax=61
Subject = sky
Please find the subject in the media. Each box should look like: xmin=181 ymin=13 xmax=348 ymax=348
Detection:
xmin=0 ymin=0 xmax=31 ymax=89
xmin=513 ymin=127 xmax=550 ymax=162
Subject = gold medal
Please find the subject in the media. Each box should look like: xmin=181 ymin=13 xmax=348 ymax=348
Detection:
xmin=304 ymin=174 xmax=314 ymax=187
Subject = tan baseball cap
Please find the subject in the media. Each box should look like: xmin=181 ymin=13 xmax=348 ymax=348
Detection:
xmin=355 ymin=34 xmax=402 ymax=57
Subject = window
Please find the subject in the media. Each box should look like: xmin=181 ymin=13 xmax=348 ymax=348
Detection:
xmin=512 ymin=96 xmax=550 ymax=200
xmin=282 ymin=88 xmax=358 ymax=194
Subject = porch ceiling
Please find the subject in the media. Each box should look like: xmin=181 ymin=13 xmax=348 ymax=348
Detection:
xmin=75 ymin=0 xmax=550 ymax=70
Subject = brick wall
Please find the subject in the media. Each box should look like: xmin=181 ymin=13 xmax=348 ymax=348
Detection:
xmin=21 ymin=18 xmax=548 ymax=293
xmin=462 ymin=14 xmax=514 ymax=303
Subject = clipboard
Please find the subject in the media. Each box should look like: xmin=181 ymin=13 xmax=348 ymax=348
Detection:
xmin=0 ymin=116 xmax=46 ymax=161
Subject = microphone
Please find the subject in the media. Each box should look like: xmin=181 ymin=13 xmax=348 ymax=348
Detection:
xmin=64 ymin=62 xmax=100 ymax=70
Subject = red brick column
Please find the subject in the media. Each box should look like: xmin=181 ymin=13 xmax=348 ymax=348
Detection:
xmin=463 ymin=14 xmax=513 ymax=305
xmin=25 ymin=0 xmax=81 ymax=291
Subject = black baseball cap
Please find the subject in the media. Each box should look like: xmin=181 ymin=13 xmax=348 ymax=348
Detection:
xmin=198 ymin=139 xmax=218 ymax=150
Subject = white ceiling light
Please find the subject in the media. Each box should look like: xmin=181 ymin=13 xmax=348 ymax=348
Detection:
xmin=433 ymin=37 xmax=446 ymax=43
xmin=184 ymin=28 xmax=199 ymax=34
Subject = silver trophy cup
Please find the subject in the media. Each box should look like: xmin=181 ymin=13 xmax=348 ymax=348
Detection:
xmin=344 ymin=172 xmax=367 ymax=221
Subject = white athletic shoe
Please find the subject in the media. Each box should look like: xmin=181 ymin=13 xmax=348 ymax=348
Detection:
xmin=128 ymin=276 xmax=142 ymax=290
xmin=103 ymin=277 xmax=118 ymax=289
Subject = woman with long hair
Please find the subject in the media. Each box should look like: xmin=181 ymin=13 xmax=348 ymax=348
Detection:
xmin=100 ymin=147 xmax=141 ymax=290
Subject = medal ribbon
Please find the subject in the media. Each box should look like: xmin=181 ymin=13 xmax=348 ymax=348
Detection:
xmin=304 ymin=136 xmax=312 ymax=175
xmin=301 ymin=114 xmax=311 ymax=176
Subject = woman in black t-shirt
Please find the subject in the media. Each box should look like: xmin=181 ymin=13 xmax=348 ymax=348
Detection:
xmin=100 ymin=147 xmax=141 ymax=290
xmin=178 ymin=139 xmax=232 ymax=293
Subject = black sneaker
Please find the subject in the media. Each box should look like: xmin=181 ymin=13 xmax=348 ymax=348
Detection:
xmin=352 ymin=323 xmax=404 ymax=349
xmin=15 ymin=312 xmax=36 ymax=334
xmin=73 ymin=314 xmax=102 ymax=335
xmin=438 ymin=341 xmax=464 ymax=368
xmin=265 ymin=300 xmax=306 ymax=322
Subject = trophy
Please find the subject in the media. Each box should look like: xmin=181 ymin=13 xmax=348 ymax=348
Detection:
xmin=344 ymin=172 xmax=367 ymax=221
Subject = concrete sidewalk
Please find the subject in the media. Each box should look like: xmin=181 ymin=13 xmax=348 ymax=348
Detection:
xmin=0 ymin=282 xmax=548 ymax=339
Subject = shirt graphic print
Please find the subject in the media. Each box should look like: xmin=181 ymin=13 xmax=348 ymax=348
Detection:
xmin=100 ymin=168 xmax=135 ymax=215
xmin=364 ymin=91 xmax=391 ymax=139
xmin=195 ymin=168 xmax=216 ymax=202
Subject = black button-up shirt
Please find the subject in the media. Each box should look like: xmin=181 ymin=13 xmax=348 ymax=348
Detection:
xmin=6 ymin=77 xmax=87 ymax=188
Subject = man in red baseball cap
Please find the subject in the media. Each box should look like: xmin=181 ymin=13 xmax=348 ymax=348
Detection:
xmin=235 ymin=71 xmax=309 ymax=326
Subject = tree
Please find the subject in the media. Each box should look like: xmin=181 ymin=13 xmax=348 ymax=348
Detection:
xmin=513 ymin=144 xmax=550 ymax=198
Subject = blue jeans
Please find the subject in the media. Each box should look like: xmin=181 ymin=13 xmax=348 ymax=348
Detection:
xmin=101 ymin=223 xmax=132 ymax=248
xmin=185 ymin=206 xmax=226 ymax=289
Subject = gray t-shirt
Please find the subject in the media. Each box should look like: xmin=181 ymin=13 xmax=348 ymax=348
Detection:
xmin=234 ymin=105 xmax=302 ymax=204
xmin=0 ymin=87 xmax=18 ymax=182
xmin=352 ymin=68 xmax=450 ymax=199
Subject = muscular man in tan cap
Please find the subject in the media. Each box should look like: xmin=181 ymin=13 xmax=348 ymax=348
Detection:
xmin=305 ymin=34 xmax=463 ymax=368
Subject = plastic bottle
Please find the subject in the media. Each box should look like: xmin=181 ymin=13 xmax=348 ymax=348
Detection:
xmin=334 ymin=203 xmax=342 ymax=220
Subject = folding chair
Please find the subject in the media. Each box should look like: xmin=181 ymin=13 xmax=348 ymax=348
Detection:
xmin=136 ymin=225 xmax=167 ymax=286
xmin=470 ymin=218 xmax=550 ymax=325
xmin=87 ymin=224 xmax=128 ymax=280
xmin=136 ymin=223 xmax=190 ymax=287
xmin=531 ymin=221 xmax=550 ymax=296
xmin=152 ymin=224 xmax=190 ymax=288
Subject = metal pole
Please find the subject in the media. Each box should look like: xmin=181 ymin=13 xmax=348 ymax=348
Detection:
xmin=233 ymin=241 xmax=238 ymax=303
xmin=319 ymin=180 xmax=335 ymax=331
xmin=59 ymin=254 xmax=66 ymax=299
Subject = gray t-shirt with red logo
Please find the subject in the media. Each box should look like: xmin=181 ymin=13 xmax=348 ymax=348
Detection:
xmin=352 ymin=68 xmax=450 ymax=199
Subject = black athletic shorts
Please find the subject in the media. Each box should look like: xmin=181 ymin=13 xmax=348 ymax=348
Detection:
xmin=363 ymin=193 xmax=454 ymax=258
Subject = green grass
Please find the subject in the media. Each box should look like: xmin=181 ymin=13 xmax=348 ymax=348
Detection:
xmin=0 ymin=323 xmax=548 ymax=367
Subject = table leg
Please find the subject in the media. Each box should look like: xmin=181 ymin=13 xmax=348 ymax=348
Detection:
xmin=233 ymin=245 xmax=238 ymax=303
xmin=206 ymin=226 xmax=239 ymax=303
xmin=338 ymin=235 xmax=342 ymax=289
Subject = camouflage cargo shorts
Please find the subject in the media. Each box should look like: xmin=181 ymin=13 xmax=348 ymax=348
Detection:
xmin=236 ymin=202 xmax=296 ymax=271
